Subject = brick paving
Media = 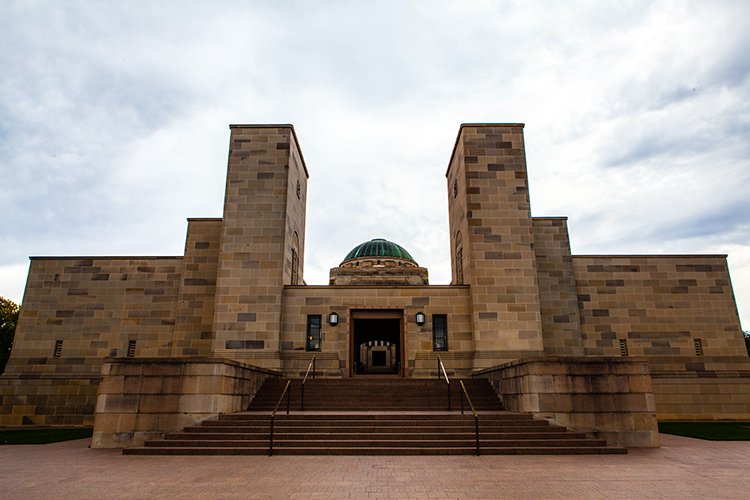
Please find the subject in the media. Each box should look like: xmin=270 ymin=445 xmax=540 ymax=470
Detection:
xmin=1 ymin=434 xmax=749 ymax=499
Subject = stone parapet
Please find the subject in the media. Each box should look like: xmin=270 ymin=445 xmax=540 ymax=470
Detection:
xmin=475 ymin=356 xmax=659 ymax=447
xmin=92 ymin=357 xmax=281 ymax=448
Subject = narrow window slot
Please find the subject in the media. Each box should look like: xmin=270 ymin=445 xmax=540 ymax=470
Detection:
xmin=127 ymin=340 xmax=137 ymax=358
xmin=693 ymin=338 xmax=703 ymax=356
xmin=619 ymin=339 xmax=628 ymax=356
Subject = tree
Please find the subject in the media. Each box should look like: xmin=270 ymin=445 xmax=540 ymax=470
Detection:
xmin=0 ymin=297 xmax=19 ymax=375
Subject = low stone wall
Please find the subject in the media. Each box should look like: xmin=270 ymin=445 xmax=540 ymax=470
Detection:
xmin=0 ymin=373 xmax=99 ymax=427
xmin=652 ymin=374 xmax=750 ymax=420
xmin=92 ymin=357 xmax=281 ymax=448
xmin=646 ymin=355 xmax=750 ymax=420
xmin=475 ymin=357 xmax=659 ymax=447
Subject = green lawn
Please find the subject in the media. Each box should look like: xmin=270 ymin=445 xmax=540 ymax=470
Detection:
xmin=659 ymin=422 xmax=750 ymax=441
xmin=0 ymin=427 xmax=93 ymax=445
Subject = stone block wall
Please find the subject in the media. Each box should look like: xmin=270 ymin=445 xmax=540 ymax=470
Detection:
xmin=283 ymin=136 xmax=308 ymax=286
xmin=447 ymin=124 xmax=545 ymax=369
xmin=0 ymin=371 xmax=99 ymax=426
xmin=281 ymin=285 xmax=473 ymax=377
xmin=477 ymin=357 xmax=659 ymax=447
xmin=532 ymin=217 xmax=583 ymax=355
xmin=211 ymin=125 xmax=308 ymax=368
xmin=171 ymin=218 xmax=221 ymax=357
xmin=645 ymin=355 xmax=750 ymax=420
xmin=1 ymin=256 xmax=182 ymax=426
xmin=573 ymin=255 xmax=745 ymax=357
xmin=92 ymin=357 xmax=280 ymax=448
xmin=329 ymin=259 xmax=429 ymax=286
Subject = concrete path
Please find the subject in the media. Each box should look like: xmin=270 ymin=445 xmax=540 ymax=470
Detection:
xmin=1 ymin=434 xmax=749 ymax=499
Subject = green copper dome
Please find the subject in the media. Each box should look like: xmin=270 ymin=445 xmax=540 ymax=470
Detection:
xmin=342 ymin=238 xmax=415 ymax=264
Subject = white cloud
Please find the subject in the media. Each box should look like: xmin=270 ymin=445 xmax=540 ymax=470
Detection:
xmin=0 ymin=263 xmax=29 ymax=304
xmin=1 ymin=0 xmax=749 ymax=328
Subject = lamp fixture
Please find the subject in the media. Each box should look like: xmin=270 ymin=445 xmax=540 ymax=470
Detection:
xmin=328 ymin=312 xmax=339 ymax=326
xmin=416 ymin=312 xmax=426 ymax=326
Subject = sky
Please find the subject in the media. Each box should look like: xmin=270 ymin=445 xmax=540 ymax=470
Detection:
xmin=1 ymin=0 xmax=749 ymax=329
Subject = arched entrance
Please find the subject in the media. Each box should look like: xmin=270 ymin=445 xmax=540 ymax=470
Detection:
xmin=349 ymin=310 xmax=404 ymax=377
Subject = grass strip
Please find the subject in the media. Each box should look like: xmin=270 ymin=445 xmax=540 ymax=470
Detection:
xmin=659 ymin=422 xmax=750 ymax=441
xmin=0 ymin=427 xmax=93 ymax=445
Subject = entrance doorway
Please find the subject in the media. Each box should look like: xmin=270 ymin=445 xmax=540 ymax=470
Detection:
xmin=350 ymin=310 xmax=403 ymax=376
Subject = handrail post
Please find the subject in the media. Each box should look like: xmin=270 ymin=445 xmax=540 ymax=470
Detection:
xmin=438 ymin=356 xmax=451 ymax=411
xmin=301 ymin=355 xmax=316 ymax=410
xmin=269 ymin=416 xmax=274 ymax=456
xmin=286 ymin=383 xmax=291 ymax=415
xmin=474 ymin=415 xmax=480 ymax=456
xmin=459 ymin=380 xmax=480 ymax=456
xmin=460 ymin=386 xmax=464 ymax=415
xmin=270 ymin=379 xmax=291 ymax=455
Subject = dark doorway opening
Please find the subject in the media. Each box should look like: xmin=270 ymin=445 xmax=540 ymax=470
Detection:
xmin=353 ymin=317 xmax=401 ymax=375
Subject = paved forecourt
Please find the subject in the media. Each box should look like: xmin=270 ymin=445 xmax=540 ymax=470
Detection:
xmin=2 ymin=434 xmax=750 ymax=498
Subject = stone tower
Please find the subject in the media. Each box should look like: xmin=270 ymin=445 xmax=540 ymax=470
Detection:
xmin=211 ymin=125 xmax=308 ymax=368
xmin=446 ymin=124 xmax=545 ymax=369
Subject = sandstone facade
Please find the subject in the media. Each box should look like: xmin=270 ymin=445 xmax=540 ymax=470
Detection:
xmin=2 ymin=123 xmax=749 ymax=429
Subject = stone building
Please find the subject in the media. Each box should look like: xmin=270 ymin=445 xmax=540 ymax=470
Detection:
xmin=1 ymin=123 xmax=749 ymax=435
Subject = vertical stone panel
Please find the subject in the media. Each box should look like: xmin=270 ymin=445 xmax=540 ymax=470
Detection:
xmin=533 ymin=217 xmax=583 ymax=355
xmin=172 ymin=218 xmax=221 ymax=356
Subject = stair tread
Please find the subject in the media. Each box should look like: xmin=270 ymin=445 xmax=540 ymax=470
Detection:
xmin=127 ymin=378 xmax=625 ymax=456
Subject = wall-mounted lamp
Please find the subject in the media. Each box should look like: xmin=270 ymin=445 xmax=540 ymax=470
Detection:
xmin=328 ymin=312 xmax=339 ymax=326
xmin=415 ymin=312 xmax=426 ymax=326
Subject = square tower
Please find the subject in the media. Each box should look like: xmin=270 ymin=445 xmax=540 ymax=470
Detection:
xmin=211 ymin=125 xmax=308 ymax=368
xmin=446 ymin=124 xmax=545 ymax=369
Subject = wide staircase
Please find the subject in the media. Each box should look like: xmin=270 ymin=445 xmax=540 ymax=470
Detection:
xmin=124 ymin=377 xmax=627 ymax=455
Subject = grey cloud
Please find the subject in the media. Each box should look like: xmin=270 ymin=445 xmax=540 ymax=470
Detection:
xmin=644 ymin=201 xmax=750 ymax=242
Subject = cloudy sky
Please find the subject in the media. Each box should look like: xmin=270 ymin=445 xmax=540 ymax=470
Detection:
xmin=1 ymin=1 xmax=749 ymax=329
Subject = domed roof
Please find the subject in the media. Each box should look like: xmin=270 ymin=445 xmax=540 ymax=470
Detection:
xmin=342 ymin=238 xmax=415 ymax=264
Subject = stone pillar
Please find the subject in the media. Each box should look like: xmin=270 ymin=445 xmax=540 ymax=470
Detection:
xmin=446 ymin=124 xmax=545 ymax=369
xmin=211 ymin=125 xmax=309 ymax=368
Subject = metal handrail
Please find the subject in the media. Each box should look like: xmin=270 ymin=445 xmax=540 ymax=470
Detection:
xmin=269 ymin=379 xmax=291 ymax=456
xmin=459 ymin=380 xmax=480 ymax=456
xmin=437 ymin=356 xmax=451 ymax=410
xmin=300 ymin=355 xmax=316 ymax=411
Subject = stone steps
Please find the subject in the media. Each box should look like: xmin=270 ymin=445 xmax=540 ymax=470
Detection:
xmin=126 ymin=378 xmax=627 ymax=456
xmin=127 ymin=446 xmax=626 ymax=456
xmin=246 ymin=378 xmax=500 ymax=411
